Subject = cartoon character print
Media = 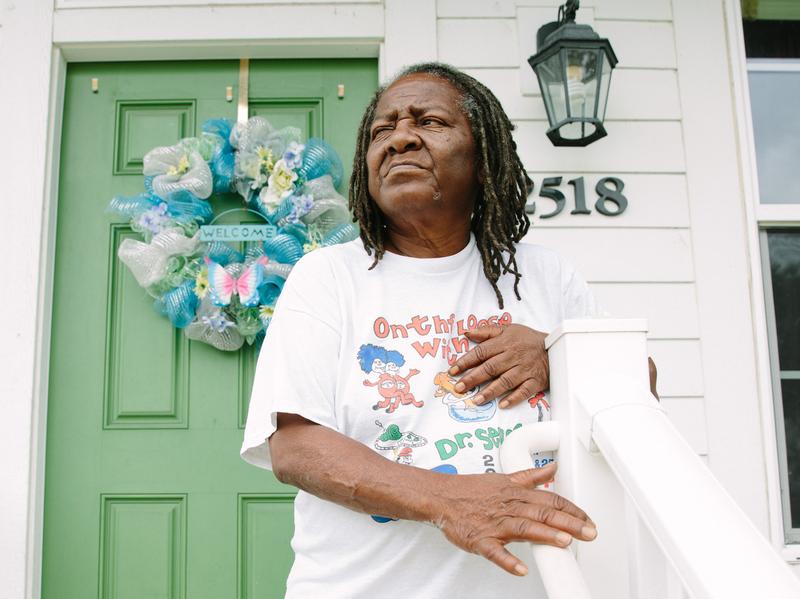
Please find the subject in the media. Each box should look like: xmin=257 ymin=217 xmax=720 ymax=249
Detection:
xmin=528 ymin=391 xmax=551 ymax=422
xmin=433 ymin=371 xmax=497 ymax=423
xmin=373 ymin=421 xmax=427 ymax=465
xmin=358 ymin=344 xmax=423 ymax=413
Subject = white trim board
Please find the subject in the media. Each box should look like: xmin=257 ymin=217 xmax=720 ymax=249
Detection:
xmin=673 ymin=0 xmax=770 ymax=534
xmin=0 ymin=4 xmax=59 ymax=599
xmin=25 ymin=48 xmax=67 ymax=599
xmin=757 ymin=204 xmax=800 ymax=225
xmin=722 ymin=0 xmax=793 ymax=552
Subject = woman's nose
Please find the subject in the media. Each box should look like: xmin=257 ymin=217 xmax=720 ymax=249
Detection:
xmin=387 ymin=122 xmax=421 ymax=155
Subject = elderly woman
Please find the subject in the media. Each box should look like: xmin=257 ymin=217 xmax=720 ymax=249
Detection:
xmin=242 ymin=63 xmax=652 ymax=597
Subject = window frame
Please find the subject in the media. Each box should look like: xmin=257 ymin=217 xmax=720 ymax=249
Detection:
xmin=749 ymin=57 xmax=800 ymax=545
xmin=759 ymin=229 xmax=800 ymax=544
xmin=726 ymin=0 xmax=799 ymax=561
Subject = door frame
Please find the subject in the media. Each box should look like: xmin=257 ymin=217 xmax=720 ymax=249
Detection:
xmin=18 ymin=3 xmax=438 ymax=598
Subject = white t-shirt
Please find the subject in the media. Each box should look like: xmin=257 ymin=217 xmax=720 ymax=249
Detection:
xmin=241 ymin=236 xmax=599 ymax=598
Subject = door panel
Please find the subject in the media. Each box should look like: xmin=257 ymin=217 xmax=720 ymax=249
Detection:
xmin=44 ymin=59 xmax=377 ymax=599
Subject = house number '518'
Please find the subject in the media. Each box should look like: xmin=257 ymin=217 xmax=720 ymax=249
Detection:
xmin=525 ymin=176 xmax=628 ymax=218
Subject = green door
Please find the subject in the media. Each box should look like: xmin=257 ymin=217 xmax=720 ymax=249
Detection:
xmin=43 ymin=59 xmax=377 ymax=599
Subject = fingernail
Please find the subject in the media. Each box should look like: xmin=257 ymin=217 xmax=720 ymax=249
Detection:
xmin=582 ymin=525 xmax=597 ymax=540
xmin=449 ymin=366 xmax=459 ymax=375
xmin=454 ymin=382 xmax=465 ymax=392
xmin=499 ymin=399 xmax=509 ymax=409
xmin=556 ymin=532 xmax=572 ymax=546
xmin=473 ymin=394 xmax=484 ymax=405
xmin=514 ymin=563 xmax=528 ymax=576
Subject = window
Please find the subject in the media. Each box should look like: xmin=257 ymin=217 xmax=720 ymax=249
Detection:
xmin=745 ymin=0 xmax=800 ymax=543
xmin=761 ymin=230 xmax=800 ymax=540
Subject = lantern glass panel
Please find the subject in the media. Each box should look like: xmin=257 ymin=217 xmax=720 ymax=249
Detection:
xmin=536 ymin=52 xmax=568 ymax=125
xmin=557 ymin=48 xmax=599 ymax=140
xmin=565 ymin=48 xmax=598 ymax=119
xmin=597 ymin=51 xmax=614 ymax=121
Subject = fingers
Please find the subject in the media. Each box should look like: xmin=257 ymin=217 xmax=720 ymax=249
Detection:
xmin=463 ymin=324 xmax=505 ymax=342
xmin=497 ymin=378 xmax=544 ymax=409
xmin=474 ymin=538 xmax=530 ymax=576
xmin=509 ymin=468 xmax=593 ymax=525
xmin=514 ymin=505 xmax=597 ymax=541
xmin=541 ymin=490 xmax=592 ymax=524
xmin=648 ymin=356 xmax=659 ymax=400
xmin=495 ymin=517 xmax=576 ymax=547
xmin=508 ymin=463 xmax=557 ymax=487
xmin=443 ymin=465 xmax=597 ymax=577
xmin=448 ymin=336 xmax=503 ymax=377
xmin=452 ymin=354 xmax=512 ymax=395
xmin=471 ymin=365 xmax=529 ymax=404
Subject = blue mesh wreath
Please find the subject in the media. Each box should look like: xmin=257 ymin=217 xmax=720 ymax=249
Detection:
xmin=107 ymin=117 xmax=358 ymax=351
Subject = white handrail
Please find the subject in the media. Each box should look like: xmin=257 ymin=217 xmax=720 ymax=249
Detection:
xmin=585 ymin=382 xmax=800 ymax=599
xmin=497 ymin=319 xmax=800 ymax=599
xmin=499 ymin=421 xmax=593 ymax=599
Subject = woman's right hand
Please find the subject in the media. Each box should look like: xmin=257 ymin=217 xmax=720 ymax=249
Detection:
xmin=431 ymin=463 xmax=597 ymax=576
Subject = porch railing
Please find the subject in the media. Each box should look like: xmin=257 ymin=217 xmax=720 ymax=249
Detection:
xmin=499 ymin=319 xmax=800 ymax=599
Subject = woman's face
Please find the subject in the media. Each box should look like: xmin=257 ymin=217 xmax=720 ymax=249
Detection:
xmin=366 ymin=74 xmax=480 ymax=231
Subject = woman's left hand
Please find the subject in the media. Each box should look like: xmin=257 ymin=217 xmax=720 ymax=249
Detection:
xmin=448 ymin=324 xmax=548 ymax=409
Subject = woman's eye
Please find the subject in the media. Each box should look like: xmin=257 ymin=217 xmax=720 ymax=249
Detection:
xmin=372 ymin=126 xmax=392 ymax=139
xmin=421 ymin=118 xmax=440 ymax=126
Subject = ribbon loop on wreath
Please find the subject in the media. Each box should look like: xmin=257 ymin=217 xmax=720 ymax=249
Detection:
xmin=118 ymin=228 xmax=201 ymax=288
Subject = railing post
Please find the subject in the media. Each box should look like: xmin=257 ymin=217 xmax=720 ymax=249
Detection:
xmin=545 ymin=318 xmax=652 ymax=599
xmin=545 ymin=319 xmax=800 ymax=599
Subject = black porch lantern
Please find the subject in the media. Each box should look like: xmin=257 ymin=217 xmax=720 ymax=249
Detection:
xmin=528 ymin=0 xmax=618 ymax=146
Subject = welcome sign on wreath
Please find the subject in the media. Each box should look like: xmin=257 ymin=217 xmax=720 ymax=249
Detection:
xmin=108 ymin=117 xmax=357 ymax=351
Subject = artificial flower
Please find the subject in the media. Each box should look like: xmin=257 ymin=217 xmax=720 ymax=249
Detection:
xmin=195 ymin=266 xmax=209 ymax=299
xmin=268 ymin=159 xmax=298 ymax=197
xmin=303 ymin=239 xmax=321 ymax=253
xmin=258 ymin=186 xmax=283 ymax=213
xmin=239 ymin=154 xmax=264 ymax=186
xmin=135 ymin=202 xmax=171 ymax=234
xmin=282 ymin=142 xmax=305 ymax=170
xmin=257 ymin=146 xmax=275 ymax=172
xmin=201 ymin=309 xmax=236 ymax=333
xmin=259 ymin=305 xmax=275 ymax=325
xmin=143 ymin=145 xmax=213 ymax=199
xmin=166 ymin=154 xmax=190 ymax=176
xmin=286 ymin=194 xmax=315 ymax=224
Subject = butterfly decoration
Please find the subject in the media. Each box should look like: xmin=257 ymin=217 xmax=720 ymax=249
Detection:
xmin=205 ymin=255 xmax=268 ymax=307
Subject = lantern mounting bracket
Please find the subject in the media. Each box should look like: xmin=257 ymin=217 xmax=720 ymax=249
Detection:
xmin=559 ymin=0 xmax=579 ymax=25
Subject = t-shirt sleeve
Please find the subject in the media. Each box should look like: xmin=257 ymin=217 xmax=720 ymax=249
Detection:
xmin=560 ymin=256 xmax=606 ymax=319
xmin=240 ymin=251 xmax=341 ymax=471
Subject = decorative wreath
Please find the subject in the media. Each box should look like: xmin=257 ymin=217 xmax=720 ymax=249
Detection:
xmin=107 ymin=117 xmax=357 ymax=351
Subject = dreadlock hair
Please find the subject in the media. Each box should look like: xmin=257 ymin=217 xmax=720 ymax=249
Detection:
xmin=348 ymin=62 xmax=533 ymax=309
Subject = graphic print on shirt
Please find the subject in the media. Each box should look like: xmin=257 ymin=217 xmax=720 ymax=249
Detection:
xmin=373 ymin=420 xmax=427 ymax=465
xmin=434 ymin=422 xmax=523 ymax=461
xmin=433 ymin=371 xmax=497 ymax=423
xmin=372 ymin=311 xmax=512 ymax=366
xmin=528 ymin=391 xmax=551 ymax=422
xmin=357 ymin=344 xmax=423 ymax=413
